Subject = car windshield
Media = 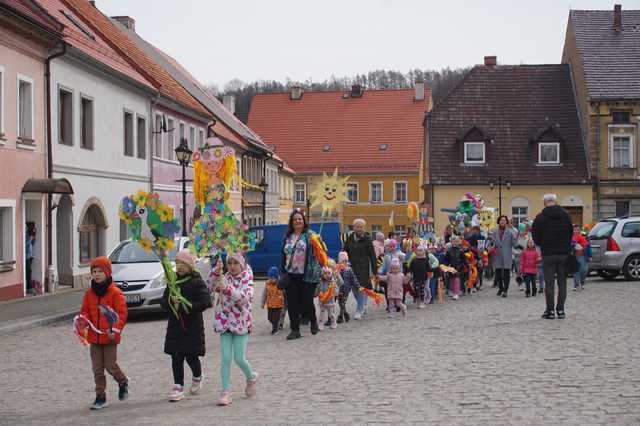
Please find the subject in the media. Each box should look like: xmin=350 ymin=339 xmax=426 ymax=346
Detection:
xmin=110 ymin=240 xmax=179 ymax=264
xmin=588 ymin=221 xmax=616 ymax=239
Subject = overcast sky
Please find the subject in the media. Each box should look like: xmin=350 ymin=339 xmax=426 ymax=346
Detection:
xmin=97 ymin=0 xmax=640 ymax=89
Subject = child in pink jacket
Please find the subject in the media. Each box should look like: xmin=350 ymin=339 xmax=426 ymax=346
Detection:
xmin=378 ymin=258 xmax=407 ymax=318
xmin=519 ymin=239 xmax=541 ymax=297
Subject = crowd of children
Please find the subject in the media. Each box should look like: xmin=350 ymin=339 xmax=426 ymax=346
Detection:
xmin=77 ymin=220 xmax=591 ymax=410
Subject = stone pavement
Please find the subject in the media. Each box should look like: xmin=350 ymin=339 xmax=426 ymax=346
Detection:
xmin=0 ymin=287 xmax=83 ymax=334
xmin=1 ymin=277 xmax=639 ymax=425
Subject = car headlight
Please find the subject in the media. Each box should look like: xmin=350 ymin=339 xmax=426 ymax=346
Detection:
xmin=149 ymin=274 xmax=167 ymax=289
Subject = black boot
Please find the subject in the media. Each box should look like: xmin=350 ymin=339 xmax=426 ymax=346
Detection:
xmin=532 ymin=287 xmax=537 ymax=297
xmin=497 ymin=288 xmax=503 ymax=296
xmin=310 ymin=321 xmax=318 ymax=335
xmin=286 ymin=330 xmax=302 ymax=340
xmin=337 ymin=313 xmax=344 ymax=324
xmin=344 ymin=312 xmax=350 ymax=322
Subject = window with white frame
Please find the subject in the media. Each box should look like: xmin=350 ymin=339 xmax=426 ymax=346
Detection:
xmin=346 ymin=182 xmax=358 ymax=203
xmin=80 ymin=95 xmax=93 ymax=150
xmin=394 ymin=225 xmax=406 ymax=238
xmin=154 ymin=114 xmax=163 ymax=157
xmin=294 ymin=183 xmax=306 ymax=203
xmin=610 ymin=135 xmax=634 ymax=168
xmin=137 ymin=115 xmax=146 ymax=159
xmin=179 ymin=122 xmax=185 ymax=146
xmin=166 ymin=117 xmax=175 ymax=160
xmin=0 ymin=200 xmax=15 ymax=271
xmin=58 ymin=87 xmax=73 ymax=145
xmin=18 ymin=76 xmax=33 ymax=142
xmin=0 ymin=66 xmax=4 ymax=137
xmin=123 ymin=110 xmax=134 ymax=156
xmin=370 ymin=182 xmax=382 ymax=203
xmin=510 ymin=197 xmax=529 ymax=227
xmin=538 ymin=142 xmax=560 ymax=164
xmin=189 ymin=126 xmax=195 ymax=151
xmin=79 ymin=204 xmax=105 ymax=263
xmin=394 ymin=181 xmax=407 ymax=203
xmin=371 ymin=224 xmax=382 ymax=233
xmin=198 ymin=128 xmax=204 ymax=149
xmin=464 ymin=142 xmax=485 ymax=164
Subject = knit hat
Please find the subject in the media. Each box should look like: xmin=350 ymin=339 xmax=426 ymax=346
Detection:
xmin=390 ymin=257 xmax=401 ymax=269
xmin=90 ymin=256 xmax=112 ymax=278
xmin=175 ymin=250 xmax=195 ymax=270
xmin=267 ymin=266 xmax=280 ymax=279
xmin=226 ymin=251 xmax=246 ymax=268
xmin=375 ymin=232 xmax=385 ymax=242
xmin=338 ymin=251 xmax=349 ymax=263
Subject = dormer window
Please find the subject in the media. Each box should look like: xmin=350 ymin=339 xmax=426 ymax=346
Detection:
xmin=464 ymin=142 xmax=485 ymax=164
xmin=538 ymin=142 xmax=560 ymax=164
xmin=379 ymin=144 xmax=388 ymax=151
xmin=322 ymin=144 xmax=331 ymax=152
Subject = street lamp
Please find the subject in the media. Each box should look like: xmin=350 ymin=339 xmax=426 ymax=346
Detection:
xmin=174 ymin=138 xmax=193 ymax=236
xmin=489 ymin=176 xmax=511 ymax=216
xmin=306 ymin=197 xmax=311 ymax=221
xmin=259 ymin=178 xmax=268 ymax=226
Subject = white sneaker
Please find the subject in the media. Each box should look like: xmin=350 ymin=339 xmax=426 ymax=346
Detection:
xmin=453 ymin=295 xmax=459 ymax=300
xmin=190 ymin=375 xmax=204 ymax=395
xmin=169 ymin=384 xmax=185 ymax=402
xmin=353 ymin=312 xmax=362 ymax=320
xmin=472 ymin=288 xmax=477 ymax=293
xmin=317 ymin=321 xmax=324 ymax=331
xmin=401 ymin=304 xmax=407 ymax=316
xmin=573 ymin=287 xmax=578 ymax=291
xmin=387 ymin=313 xmax=394 ymax=318
xmin=417 ymin=304 xmax=424 ymax=309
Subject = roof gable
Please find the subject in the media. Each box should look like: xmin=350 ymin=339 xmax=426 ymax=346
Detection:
xmin=247 ymin=88 xmax=431 ymax=174
xmin=568 ymin=8 xmax=640 ymax=100
xmin=428 ymin=64 xmax=588 ymax=185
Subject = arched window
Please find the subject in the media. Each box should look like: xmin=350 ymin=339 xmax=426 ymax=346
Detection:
xmin=79 ymin=204 xmax=106 ymax=264
xmin=509 ymin=197 xmax=529 ymax=227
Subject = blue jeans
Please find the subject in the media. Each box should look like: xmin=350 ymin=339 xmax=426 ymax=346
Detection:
xmin=352 ymin=288 xmax=367 ymax=313
xmin=573 ymin=255 xmax=587 ymax=287
xmin=429 ymin=276 xmax=437 ymax=304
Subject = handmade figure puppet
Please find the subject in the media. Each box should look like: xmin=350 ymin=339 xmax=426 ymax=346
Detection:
xmin=190 ymin=135 xmax=255 ymax=257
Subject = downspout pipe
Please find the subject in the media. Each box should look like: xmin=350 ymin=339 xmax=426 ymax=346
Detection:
xmin=594 ymin=102 xmax=601 ymax=219
xmin=45 ymin=43 xmax=66 ymax=292
xmin=149 ymin=94 xmax=160 ymax=193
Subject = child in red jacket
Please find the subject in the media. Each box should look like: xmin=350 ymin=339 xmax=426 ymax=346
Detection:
xmin=80 ymin=256 xmax=129 ymax=410
xmin=519 ymin=239 xmax=541 ymax=297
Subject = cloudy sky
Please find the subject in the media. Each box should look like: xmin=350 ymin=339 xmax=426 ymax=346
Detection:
xmin=97 ymin=0 xmax=640 ymax=88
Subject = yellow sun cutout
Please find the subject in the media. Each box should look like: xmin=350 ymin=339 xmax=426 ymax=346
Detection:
xmin=309 ymin=168 xmax=350 ymax=217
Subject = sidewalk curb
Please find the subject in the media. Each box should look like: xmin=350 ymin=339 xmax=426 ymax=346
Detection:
xmin=0 ymin=309 xmax=77 ymax=335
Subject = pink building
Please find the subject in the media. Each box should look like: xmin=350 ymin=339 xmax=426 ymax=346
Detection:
xmin=0 ymin=1 xmax=65 ymax=301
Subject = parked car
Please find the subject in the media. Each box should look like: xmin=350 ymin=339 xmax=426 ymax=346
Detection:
xmin=246 ymin=222 xmax=342 ymax=275
xmin=109 ymin=237 xmax=212 ymax=311
xmin=588 ymin=216 xmax=640 ymax=281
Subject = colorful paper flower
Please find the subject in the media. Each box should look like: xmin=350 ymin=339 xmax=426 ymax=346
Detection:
xmin=139 ymin=237 xmax=153 ymax=252
xmin=147 ymin=192 xmax=161 ymax=209
xmin=157 ymin=204 xmax=174 ymax=222
xmin=132 ymin=190 xmax=147 ymax=207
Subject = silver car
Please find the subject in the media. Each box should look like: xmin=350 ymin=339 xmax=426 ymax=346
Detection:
xmin=588 ymin=216 xmax=640 ymax=280
xmin=108 ymin=238 xmax=212 ymax=311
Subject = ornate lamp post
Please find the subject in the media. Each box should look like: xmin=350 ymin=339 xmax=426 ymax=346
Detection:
xmin=259 ymin=178 xmax=268 ymax=226
xmin=174 ymin=138 xmax=193 ymax=236
xmin=489 ymin=176 xmax=511 ymax=216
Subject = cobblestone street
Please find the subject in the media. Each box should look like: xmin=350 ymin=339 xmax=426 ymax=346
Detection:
xmin=1 ymin=277 xmax=640 ymax=425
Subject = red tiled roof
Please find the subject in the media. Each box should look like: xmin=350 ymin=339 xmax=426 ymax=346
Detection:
xmin=0 ymin=0 xmax=64 ymax=35
xmin=247 ymin=88 xmax=430 ymax=174
xmin=60 ymin=0 xmax=210 ymax=116
xmin=36 ymin=0 xmax=152 ymax=89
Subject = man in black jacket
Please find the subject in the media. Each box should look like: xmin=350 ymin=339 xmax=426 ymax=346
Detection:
xmin=343 ymin=218 xmax=377 ymax=320
xmin=532 ymin=194 xmax=573 ymax=319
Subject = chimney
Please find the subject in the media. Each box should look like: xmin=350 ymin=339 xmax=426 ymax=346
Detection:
xmin=350 ymin=84 xmax=363 ymax=98
xmin=112 ymin=16 xmax=135 ymax=32
xmin=414 ymin=80 xmax=425 ymax=101
xmin=290 ymin=86 xmax=303 ymax=100
xmin=223 ymin=95 xmax=235 ymax=114
xmin=613 ymin=4 xmax=622 ymax=32
xmin=484 ymin=56 xmax=497 ymax=67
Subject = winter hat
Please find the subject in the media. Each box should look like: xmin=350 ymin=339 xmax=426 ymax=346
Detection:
xmin=321 ymin=265 xmax=332 ymax=276
xmin=267 ymin=266 xmax=280 ymax=280
xmin=338 ymin=251 xmax=349 ymax=263
xmin=175 ymin=250 xmax=195 ymax=270
xmin=226 ymin=251 xmax=246 ymax=269
xmin=390 ymin=257 xmax=401 ymax=269
xmin=90 ymin=256 xmax=112 ymax=278
xmin=375 ymin=232 xmax=385 ymax=242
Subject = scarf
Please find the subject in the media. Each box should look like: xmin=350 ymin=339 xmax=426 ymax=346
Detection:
xmin=91 ymin=277 xmax=112 ymax=297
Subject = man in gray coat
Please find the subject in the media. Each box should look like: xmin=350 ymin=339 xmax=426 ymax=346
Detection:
xmin=489 ymin=215 xmax=518 ymax=297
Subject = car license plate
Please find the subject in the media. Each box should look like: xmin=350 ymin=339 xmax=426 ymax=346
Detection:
xmin=126 ymin=294 xmax=140 ymax=304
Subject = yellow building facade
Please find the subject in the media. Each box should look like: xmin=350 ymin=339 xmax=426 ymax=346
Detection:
xmin=432 ymin=185 xmax=594 ymax=234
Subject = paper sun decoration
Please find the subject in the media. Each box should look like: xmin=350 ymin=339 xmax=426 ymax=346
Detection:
xmin=309 ymin=168 xmax=350 ymax=217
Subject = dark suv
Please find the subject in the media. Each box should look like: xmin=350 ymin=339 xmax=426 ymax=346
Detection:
xmin=588 ymin=216 xmax=640 ymax=281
